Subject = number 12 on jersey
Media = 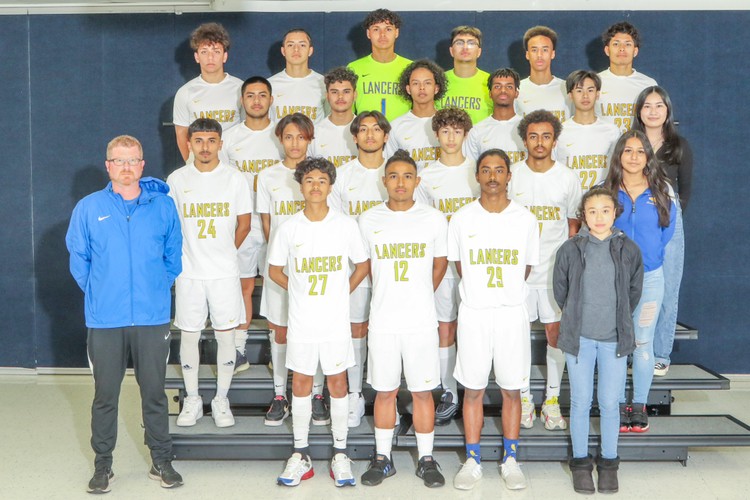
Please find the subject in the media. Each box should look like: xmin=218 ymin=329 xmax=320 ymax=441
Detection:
xmin=393 ymin=260 xmax=409 ymax=282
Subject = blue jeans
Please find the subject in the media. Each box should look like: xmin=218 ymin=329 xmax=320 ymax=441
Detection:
xmin=624 ymin=267 xmax=665 ymax=404
xmin=654 ymin=204 xmax=684 ymax=366
xmin=566 ymin=338 xmax=627 ymax=460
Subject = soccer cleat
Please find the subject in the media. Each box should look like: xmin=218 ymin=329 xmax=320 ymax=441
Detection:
xmin=233 ymin=350 xmax=250 ymax=374
xmin=277 ymin=452 xmax=314 ymax=486
xmin=176 ymin=395 xmax=203 ymax=427
xmin=520 ymin=397 xmax=536 ymax=429
xmin=541 ymin=396 xmax=567 ymax=430
xmin=629 ymin=403 xmax=650 ymax=433
xmin=500 ymin=456 xmax=527 ymax=490
xmin=434 ymin=391 xmax=459 ymax=426
xmin=312 ymin=394 xmax=331 ymax=426
xmin=148 ymin=461 xmax=183 ymax=489
xmin=361 ymin=454 xmax=396 ymax=486
xmin=265 ymin=395 xmax=290 ymax=427
xmin=619 ymin=403 xmax=632 ymax=433
xmin=347 ymin=393 xmax=365 ymax=428
xmin=453 ymin=459 xmax=482 ymax=490
xmin=330 ymin=453 xmax=356 ymax=487
xmin=654 ymin=362 xmax=670 ymax=377
xmin=211 ymin=396 xmax=235 ymax=428
xmin=416 ymin=456 xmax=445 ymax=488
xmin=87 ymin=468 xmax=113 ymax=494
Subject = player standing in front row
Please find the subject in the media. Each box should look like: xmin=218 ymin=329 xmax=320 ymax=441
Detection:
xmin=510 ymin=110 xmax=582 ymax=431
xmin=268 ymin=157 xmax=369 ymax=487
xmin=309 ymin=67 xmax=359 ymax=167
xmin=269 ymin=28 xmax=328 ymax=123
xmin=416 ymin=107 xmax=478 ymax=425
xmin=440 ymin=26 xmax=492 ymax=124
xmin=450 ymin=149 xmax=539 ymax=491
xmin=358 ymin=150 xmax=448 ymax=488
xmin=169 ymin=118 xmax=252 ymax=429
xmin=386 ymin=59 xmax=447 ymax=171
xmin=220 ymin=75 xmax=283 ymax=372
xmin=329 ymin=111 xmax=391 ymax=427
xmin=173 ymin=23 xmax=242 ymax=163
xmin=349 ymin=9 xmax=412 ymax=121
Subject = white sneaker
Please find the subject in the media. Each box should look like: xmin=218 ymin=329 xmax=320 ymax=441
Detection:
xmin=347 ymin=393 xmax=365 ymax=428
xmin=330 ymin=453 xmax=356 ymax=487
xmin=176 ymin=395 xmax=203 ymax=427
xmin=454 ymin=459 xmax=483 ymax=490
xmin=277 ymin=452 xmax=314 ymax=486
xmin=211 ymin=396 xmax=235 ymax=428
xmin=500 ymin=456 xmax=527 ymax=490
xmin=541 ymin=397 xmax=567 ymax=430
xmin=521 ymin=398 xmax=536 ymax=429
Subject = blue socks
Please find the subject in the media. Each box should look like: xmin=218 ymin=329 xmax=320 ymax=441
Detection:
xmin=503 ymin=437 xmax=518 ymax=463
xmin=466 ymin=443 xmax=481 ymax=464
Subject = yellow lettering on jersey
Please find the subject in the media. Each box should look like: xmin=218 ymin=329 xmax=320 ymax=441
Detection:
xmin=198 ymin=110 xmax=236 ymax=123
xmin=349 ymin=199 xmax=383 ymax=217
xmin=374 ymin=243 xmax=427 ymax=260
xmin=276 ymin=106 xmax=318 ymax=121
xmin=437 ymin=197 xmax=475 ymax=216
xmin=601 ymin=102 xmax=633 ymax=117
xmin=569 ymin=155 xmax=608 ymax=170
xmin=182 ymin=202 xmax=231 ymax=218
xmin=412 ymin=147 xmax=440 ymax=163
xmin=236 ymin=158 xmax=280 ymax=175
xmin=294 ymin=256 xmax=343 ymax=273
xmin=468 ymin=248 xmax=519 ymax=266
xmin=274 ymin=200 xmax=305 ymax=216
xmin=442 ymin=96 xmax=482 ymax=111
xmin=507 ymin=150 xmax=527 ymax=163
xmin=527 ymin=205 xmax=562 ymax=221
xmin=328 ymin=155 xmax=358 ymax=168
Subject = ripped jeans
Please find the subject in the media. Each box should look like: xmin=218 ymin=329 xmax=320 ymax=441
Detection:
xmin=623 ymin=267 xmax=665 ymax=405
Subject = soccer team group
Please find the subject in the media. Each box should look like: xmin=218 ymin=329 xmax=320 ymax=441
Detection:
xmin=68 ymin=7 xmax=691 ymax=496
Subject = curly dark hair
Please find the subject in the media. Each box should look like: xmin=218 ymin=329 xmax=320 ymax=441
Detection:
xmin=190 ymin=22 xmax=230 ymax=52
xmin=324 ymin=66 xmax=358 ymax=90
xmin=602 ymin=21 xmax=640 ymax=48
xmin=294 ymin=157 xmax=337 ymax=185
xmin=362 ymin=9 xmax=402 ymax=30
xmin=517 ymin=109 xmax=562 ymax=142
xmin=385 ymin=149 xmax=417 ymax=172
xmin=397 ymin=59 xmax=447 ymax=103
xmin=431 ymin=107 xmax=472 ymax=133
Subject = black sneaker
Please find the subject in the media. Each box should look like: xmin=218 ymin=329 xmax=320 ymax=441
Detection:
xmin=233 ymin=350 xmax=250 ymax=374
xmin=87 ymin=468 xmax=113 ymax=494
xmin=312 ymin=394 xmax=331 ymax=426
xmin=148 ymin=461 xmax=183 ymax=488
xmin=361 ymin=454 xmax=396 ymax=486
xmin=630 ymin=403 xmax=650 ymax=433
xmin=619 ymin=403 xmax=632 ymax=433
xmin=416 ymin=456 xmax=445 ymax=488
xmin=435 ymin=391 xmax=459 ymax=425
xmin=265 ymin=395 xmax=290 ymax=426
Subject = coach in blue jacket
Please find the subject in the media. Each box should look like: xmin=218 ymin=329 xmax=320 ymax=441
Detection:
xmin=66 ymin=135 xmax=184 ymax=494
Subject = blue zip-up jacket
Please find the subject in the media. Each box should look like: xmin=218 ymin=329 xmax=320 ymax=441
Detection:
xmin=615 ymin=187 xmax=676 ymax=272
xmin=66 ymin=177 xmax=182 ymax=328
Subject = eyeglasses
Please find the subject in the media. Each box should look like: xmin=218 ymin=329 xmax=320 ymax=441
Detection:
xmin=452 ymin=39 xmax=479 ymax=48
xmin=108 ymin=158 xmax=142 ymax=166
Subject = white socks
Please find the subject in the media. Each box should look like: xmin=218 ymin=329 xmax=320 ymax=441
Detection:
xmin=215 ymin=330 xmax=235 ymax=399
xmin=416 ymin=431 xmax=435 ymax=459
xmin=545 ymin=344 xmax=566 ymax=400
xmin=179 ymin=330 xmax=201 ymax=397
xmin=270 ymin=332 xmax=288 ymax=397
xmin=312 ymin=365 xmax=325 ymax=396
xmin=439 ymin=345 xmax=458 ymax=395
xmin=292 ymin=394 xmax=312 ymax=450
xmin=234 ymin=328 xmax=248 ymax=352
xmin=348 ymin=337 xmax=367 ymax=394
xmin=374 ymin=427 xmax=394 ymax=458
xmin=330 ymin=395 xmax=348 ymax=450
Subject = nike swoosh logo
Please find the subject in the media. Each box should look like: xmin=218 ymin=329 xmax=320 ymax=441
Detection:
xmin=183 ymin=190 xmax=192 ymax=194
xmin=164 ymin=332 xmax=171 ymax=340
xmin=523 ymin=99 xmax=531 ymax=103
xmin=432 ymin=185 xmax=441 ymax=190
xmin=296 ymin=243 xmax=304 ymax=247
xmin=404 ymin=136 xmax=412 ymax=141
xmin=336 ymin=361 xmax=343 ymax=367
xmin=320 ymin=144 xmax=327 ymax=148
xmin=468 ymin=234 xmax=477 ymax=238
xmin=98 ymin=215 xmax=111 ymax=222
xmin=361 ymin=73 xmax=371 ymax=78
xmin=482 ymin=138 xmax=491 ymax=143
xmin=192 ymin=99 xmax=201 ymax=103
xmin=272 ymin=187 xmax=281 ymax=191
xmin=374 ymin=230 xmax=383 ymax=234
xmin=566 ymin=143 xmax=574 ymax=147
xmin=515 ymin=192 xmax=524 ymax=196
xmin=348 ymin=187 xmax=357 ymax=191
xmin=424 ymin=379 xmax=432 ymax=384
xmin=601 ymin=91 xmax=608 ymax=94
xmin=235 ymin=147 xmax=242 ymax=151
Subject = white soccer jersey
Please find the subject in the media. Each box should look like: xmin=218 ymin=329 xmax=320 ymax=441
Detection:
xmin=416 ymin=158 xmax=479 ymax=279
xmin=167 ymin=162 xmax=252 ymax=279
xmin=173 ymin=74 xmax=243 ymax=129
xmin=359 ymin=202 xmax=448 ymax=335
xmin=267 ymin=209 xmax=367 ymax=343
xmin=329 ymin=158 xmax=388 ymax=220
xmin=555 ymin=118 xmax=621 ymax=193
xmin=448 ymin=200 xmax=539 ymax=309
xmin=508 ymin=161 xmax=581 ymax=289
xmin=220 ymin=122 xmax=284 ymax=247
xmin=269 ymin=70 xmax=328 ymax=124
xmin=597 ymin=68 xmax=657 ymax=134
xmin=515 ymin=76 xmax=571 ymax=123
xmin=464 ymin=115 xmax=527 ymax=165
xmin=255 ymin=163 xmax=306 ymax=236
xmin=308 ymin=118 xmax=358 ymax=167
xmin=385 ymin=112 xmax=440 ymax=171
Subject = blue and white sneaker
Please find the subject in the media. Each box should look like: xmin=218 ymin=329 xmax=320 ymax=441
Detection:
xmin=277 ymin=453 xmax=314 ymax=486
xmin=330 ymin=453 xmax=356 ymax=487
xmin=361 ymin=454 xmax=396 ymax=486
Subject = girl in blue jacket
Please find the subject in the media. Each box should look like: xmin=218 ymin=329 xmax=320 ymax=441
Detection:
xmin=604 ymin=130 xmax=676 ymax=434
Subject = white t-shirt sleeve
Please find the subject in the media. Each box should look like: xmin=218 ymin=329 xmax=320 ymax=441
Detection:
xmin=525 ymin=212 xmax=541 ymax=266
xmin=235 ymin=172 xmax=253 ymax=215
xmin=267 ymin=223 xmax=289 ymax=267
xmin=434 ymin=214 xmax=449 ymax=258
xmin=565 ymin=170 xmax=583 ymax=218
xmin=347 ymin=219 xmax=368 ymax=264
xmin=447 ymin=215 xmax=460 ymax=262
xmin=465 ymin=129 xmax=480 ymax=161
xmin=172 ymin=86 xmax=190 ymax=127
xmin=329 ymin=179 xmax=344 ymax=214
xmin=256 ymin=171 xmax=271 ymax=214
